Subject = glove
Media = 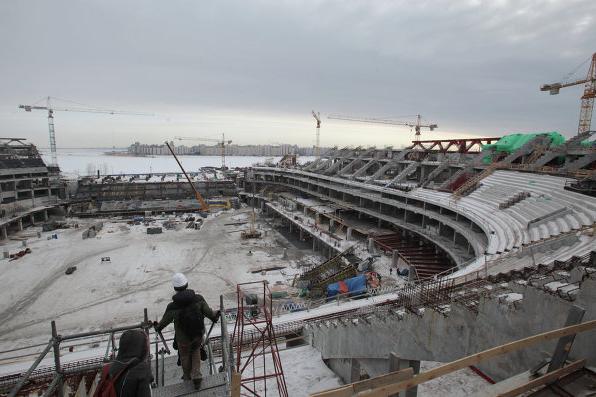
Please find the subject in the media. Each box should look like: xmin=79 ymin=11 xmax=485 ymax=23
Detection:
xmin=152 ymin=321 xmax=159 ymax=329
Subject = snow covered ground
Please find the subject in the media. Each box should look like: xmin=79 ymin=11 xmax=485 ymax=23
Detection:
xmin=0 ymin=208 xmax=322 ymax=353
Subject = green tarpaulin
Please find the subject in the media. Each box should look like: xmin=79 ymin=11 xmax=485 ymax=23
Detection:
xmin=481 ymin=132 xmax=566 ymax=164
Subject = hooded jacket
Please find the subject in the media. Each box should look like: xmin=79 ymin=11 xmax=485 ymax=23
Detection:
xmin=156 ymin=289 xmax=217 ymax=344
xmin=108 ymin=329 xmax=153 ymax=397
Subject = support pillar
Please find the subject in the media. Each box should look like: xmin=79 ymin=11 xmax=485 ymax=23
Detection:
xmin=299 ymin=229 xmax=304 ymax=241
xmin=43 ymin=210 xmax=49 ymax=222
xmin=367 ymin=238 xmax=376 ymax=254
xmin=30 ymin=214 xmax=35 ymax=226
xmin=346 ymin=227 xmax=353 ymax=241
xmin=389 ymin=353 xmax=420 ymax=397
xmin=392 ymin=250 xmax=399 ymax=267
xmin=329 ymin=219 xmax=335 ymax=233
xmin=17 ymin=218 xmax=23 ymax=231
xmin=1 ymin=227 xmax=7 ymax=240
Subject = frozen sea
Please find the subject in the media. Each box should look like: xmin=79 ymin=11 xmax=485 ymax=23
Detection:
xmin=40 ymin=148 xmax=315 ymax=177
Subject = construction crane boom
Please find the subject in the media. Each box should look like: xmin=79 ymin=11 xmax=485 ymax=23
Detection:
xmin=312 ymin=110 xmax=321 ymax=157
xmin=18 ymin=96 xmax=153 ymax=167
xmin=164 ymin=141 xmax=209 ymax=212
xmin=541 ymin=52 xmax=596 ymax=135
xmin=175 ymin=134 xmax=232 ymax=169
xmin=328 ymin=113 xmax=437 ymax=143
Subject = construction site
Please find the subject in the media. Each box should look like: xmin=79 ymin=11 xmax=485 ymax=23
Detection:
xmin=1 ymin=33 xmax=596 ymax=397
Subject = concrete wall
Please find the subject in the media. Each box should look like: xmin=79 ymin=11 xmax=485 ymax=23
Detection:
xmin=309 ymin=277 xmax=596 ymax=381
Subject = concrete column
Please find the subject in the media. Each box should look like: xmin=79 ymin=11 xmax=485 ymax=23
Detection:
xmin=389 ymin=353 xmax=420 ymax=397
xmin=329 ymin=219 xmax=335 ymax=233
xmin=312 ymin=238 xmax=316 ymax=251
xmin=377 ymin=218 xmax=382 ymax=228
xmin=346 ymin=227 xmax=353 ymax=241
xmin=367 ymin=238 xmax=376 ymax=254
xmin=392 ymin=250 xmax=399 ymax=267
xmin=17 ymin=218 xmax=23 ymax=231
xmin=1 ymin=227 xmax=7 ymax=240
xmin=289 ymin=222 xmax=292 ymax=233
xmin=30 ymin=214 xmax=35 ymax=226
xmin=325 ymin=358 xmax=360 ymax=384
xmin=299 ymin=229 xmax=304 ymax=241
xmin=303 ymin=207 xmax=308 ymax=215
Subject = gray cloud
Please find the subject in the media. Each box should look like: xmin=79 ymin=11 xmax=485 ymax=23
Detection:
xmin=0 ymin=0 xmax=594 ymax=148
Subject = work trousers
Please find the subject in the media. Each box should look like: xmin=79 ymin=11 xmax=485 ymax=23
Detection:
xmin=178 ymin=338 xmax=202 ymax=381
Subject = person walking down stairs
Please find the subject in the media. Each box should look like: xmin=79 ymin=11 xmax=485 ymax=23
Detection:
xmin=155 ymin=273 xmax=220 ymax=390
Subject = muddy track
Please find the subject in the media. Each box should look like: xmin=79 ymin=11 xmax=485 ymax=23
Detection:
xmin=0 ymin=246 xmax=212 ymax=337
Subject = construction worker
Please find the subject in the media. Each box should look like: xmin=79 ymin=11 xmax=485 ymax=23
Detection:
xmin=94 ymin=329 xmax=153 ymax=397
xmin=155 ymin=273 xmax=220 ymax=390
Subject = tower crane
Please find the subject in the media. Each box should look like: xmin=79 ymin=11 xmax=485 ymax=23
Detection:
xmin=541 ymin=52 xmax=596 ymax=135
xmin=328 ymin=113 xmax=438 ymax=143
xmin=312 ymin=110 xmax=321 ymax=157
xmin=18 ymin=96 xmax=152 ymax=167
xmin=175 ymin=134 xmax=232 ymax=169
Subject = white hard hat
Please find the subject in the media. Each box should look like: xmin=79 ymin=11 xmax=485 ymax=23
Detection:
xmin=172 ymin=273 xmax=188 ymax=288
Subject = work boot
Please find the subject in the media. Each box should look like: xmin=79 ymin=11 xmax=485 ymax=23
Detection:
xmin=193 ymin=378 xmax=202 ymax=390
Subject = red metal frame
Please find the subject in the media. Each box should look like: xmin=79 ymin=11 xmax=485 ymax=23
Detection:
xmin=410 ymin=137 xmax=500 ymax=153
xmin=232 ymin=281 xmax=288 ymax=397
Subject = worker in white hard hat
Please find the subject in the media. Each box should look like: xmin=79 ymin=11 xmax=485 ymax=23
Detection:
xmin=155 ymin=273 xmax=220 ymax=390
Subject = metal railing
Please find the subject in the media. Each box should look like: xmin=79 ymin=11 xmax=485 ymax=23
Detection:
xmin=6 ymin=310 xmax=152 ymax=397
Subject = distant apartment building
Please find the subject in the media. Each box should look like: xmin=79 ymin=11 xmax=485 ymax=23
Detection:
xmin=128 ymin=142 xmax=325 ymax=156
xmin=128 ymin=141 xmax=198 ymax=156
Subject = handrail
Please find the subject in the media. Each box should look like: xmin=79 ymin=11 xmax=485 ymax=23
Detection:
xmin=7 ymin=312 xmax=152 ymax=397
xmin=7 ymin=341 xmax=53 ymax=397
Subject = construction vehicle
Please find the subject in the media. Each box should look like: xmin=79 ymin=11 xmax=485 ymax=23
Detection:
xmin=164 ymin=141 xmax=210 ymax=214
xmin=312 ymin=110 xmax=322 ymax=157
xmin=19 ymin=96 xmax=152 ymax=167
xmin=175 ymin=134 xmax=232 ymax=169
xmin=541 ymin=52 xmax=596 ymax=135
xmin=328 ymin=113 xmax=437 ymax=143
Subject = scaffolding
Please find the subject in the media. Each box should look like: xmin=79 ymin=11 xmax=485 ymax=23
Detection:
xmin=232 ymin=281 xmax=288 ymax=397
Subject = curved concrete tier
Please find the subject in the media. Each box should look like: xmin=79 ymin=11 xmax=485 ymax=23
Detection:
xmin=249 ymin=167 xmax=596 ymax=273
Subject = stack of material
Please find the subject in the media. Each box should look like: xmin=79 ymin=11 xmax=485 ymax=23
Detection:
xmin=147 ymin=227 xmax=163 ymax=234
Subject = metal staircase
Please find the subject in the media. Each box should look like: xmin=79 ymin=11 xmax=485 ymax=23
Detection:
xmin=500 ymin=135 xmax=551 ymax=164
xmin=420 ymin=161 xmax=451 ymax=187
xmin=366 ymin=149 xmax=412 ymax=182
xmin=452 ymin=163 xmax=500 ymax=199
xmin=384 ymin=162 xmax=419 ymax=187
xmin=351 ymin=160 xmax=379 ymax=180
xmin=561 ymin=152 xmax=596 ymax=172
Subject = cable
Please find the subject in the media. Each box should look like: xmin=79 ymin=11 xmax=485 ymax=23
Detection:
xmin=559 ymin=55 xmax=591 ymax=84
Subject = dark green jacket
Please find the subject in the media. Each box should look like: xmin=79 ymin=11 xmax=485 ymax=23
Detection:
xmin=156 ymin=289 xmax=217 ymax=344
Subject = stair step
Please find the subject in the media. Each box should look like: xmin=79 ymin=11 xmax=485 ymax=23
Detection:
xmin=153 ymin=373 xmax=227 ymax=397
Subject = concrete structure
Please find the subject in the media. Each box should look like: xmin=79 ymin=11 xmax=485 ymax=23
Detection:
xmin=306 ymin=252 xmax=596 ymax=383
xmin=75 ymin=172 xmax=237 ymax=201
xmin=0 ymin=138 xmax=63 ymax=240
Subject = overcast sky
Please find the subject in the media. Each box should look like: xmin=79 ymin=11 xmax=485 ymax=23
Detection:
xmin=1 ymin=0 xmax=595 ymax=149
